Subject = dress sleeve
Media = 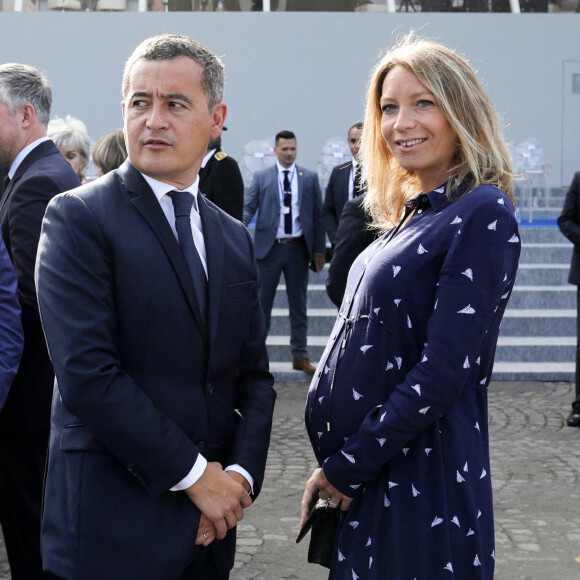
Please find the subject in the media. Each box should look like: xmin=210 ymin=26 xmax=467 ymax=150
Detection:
xmin=322 ymin=192 xmax=521 ymax=495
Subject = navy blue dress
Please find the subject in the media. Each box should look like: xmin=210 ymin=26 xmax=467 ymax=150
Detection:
xmin=305 ymin=183 xmax=520 ymax=579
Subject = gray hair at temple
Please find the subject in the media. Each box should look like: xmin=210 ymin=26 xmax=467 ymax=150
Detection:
xmin=121 ymin=34 xmax=226 ymax=111
xmin=0 ymin=63 xmax=52 ymax=129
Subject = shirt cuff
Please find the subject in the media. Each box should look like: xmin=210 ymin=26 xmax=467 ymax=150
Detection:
xmin=225 ymin=464 xmax=255 ymax=495
xmin=169 ymin=453 xmax=208 ymax=491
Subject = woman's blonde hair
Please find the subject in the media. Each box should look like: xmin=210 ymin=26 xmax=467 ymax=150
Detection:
xmin=361 ymin=33 xmax=514 ymax=230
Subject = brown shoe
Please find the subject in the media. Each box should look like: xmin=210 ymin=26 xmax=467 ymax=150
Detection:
xmin=292 ymin=358 xmax=316 ymax=374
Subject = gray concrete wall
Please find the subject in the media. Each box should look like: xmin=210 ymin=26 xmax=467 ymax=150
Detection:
xmin=0 ymin=12 xmax=578 ymax=186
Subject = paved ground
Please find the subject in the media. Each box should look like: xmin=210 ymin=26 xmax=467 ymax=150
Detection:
xmin=0 ymin=380 xmax=578 ymax=579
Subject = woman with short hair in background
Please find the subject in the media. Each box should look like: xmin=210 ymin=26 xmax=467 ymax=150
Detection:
xmin=47 ymin=115 xmax=91 ymax=182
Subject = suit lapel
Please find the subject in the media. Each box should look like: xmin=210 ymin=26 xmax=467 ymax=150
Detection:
xmin=342 ymin=162 xmax=353 ymax=189
xmin=198 ymin=196 xmax=224 ymax=351
xmin=268 ymin=166 xmax=280 ymax=223
xmin=120 ymin=162 xmax=206 ymax=334
xmin=0 ymin=140 xmax=56 ymax=219
xmin=296 ymin=165 xmax=304 ymax=209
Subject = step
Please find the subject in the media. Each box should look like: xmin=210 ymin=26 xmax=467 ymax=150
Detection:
xmin=508 ymin=286 xmax=575 ymax=309
xmin=514 ymin=264 xmax=569 ymax=285
xmin=519 ymin=243 xmax=571 ymax=263
xmin=518 ymin=226 xmax=564 ymax=243
xmin=274 ymin=285 xmax=335 ymax=308
xmin=266 ymin=336 xmax=577 ymax=365
xmin=269 ymin=308 xmax=577 ymax=336
xmin=275 ymin=283 xmax=576 ymax=310
xmin=490 ymin=362 xmax=574 ymax=382
xmin=499 ymin=309 xmax=576 ymax=336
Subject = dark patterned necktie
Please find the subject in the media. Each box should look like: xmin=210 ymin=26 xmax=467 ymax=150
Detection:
xmin=283 ymin=170 xmax=292 ymax=235
xmin=353 ymin=164 xmax=362 ymax=197
xmin=168 ymin=190 xmax=208 ymax=331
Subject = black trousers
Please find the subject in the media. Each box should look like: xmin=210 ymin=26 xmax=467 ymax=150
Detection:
xmin=574 ymin=288 xmax=580 ymax=410
xmin=0 ymin=428 xmax=50 ymax=580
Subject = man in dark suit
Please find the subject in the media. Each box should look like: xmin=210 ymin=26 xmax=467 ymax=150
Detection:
xmin=36 ymin=34 xmax=276 ymax=579
xmin=199 ymin=133 xmax=244 ymax=221
xmin=326 ymin=195 xmax=378 ymax=308
xmin=558 ymin=170 xmax=580 ymax=427
xmin=243 ymin=130 xmax=325 ymax=374
xmin=0 ymin=63 xmax=81 ymax=580
xmin=322 ymin=122 xmax=363 ymax=246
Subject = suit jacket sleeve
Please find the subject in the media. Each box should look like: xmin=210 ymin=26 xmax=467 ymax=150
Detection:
xmin=312 ymin=175 xmax=326 ymax=255
xmin=0 ymin=236 xmax=23 ymax=409
xmin=6 ymin=172 xmax=71 ymax=315
xmin=211 ymin=158 xmax=245 ymax=222
xmin=36 ymin=193 xmax=201 ymax=496
xmin=243 ymin=173 xmax=261 ymax=226
xmin=558 ymin=172 xmax=580 ymax=245
xmin=326 ymin=198 xmax=372 ymax=308
xmin=322 ymin=169 xmax=339 ymax=244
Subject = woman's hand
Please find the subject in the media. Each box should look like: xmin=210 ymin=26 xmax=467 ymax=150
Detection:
xmin=300 ymin=467 xmax=353 ymax=528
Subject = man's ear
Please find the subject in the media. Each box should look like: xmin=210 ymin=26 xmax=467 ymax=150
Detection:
xmin=20 ymin=104 xmax=36 ymax=128
xmin=210 ymin=102 xmax=227 ymax=139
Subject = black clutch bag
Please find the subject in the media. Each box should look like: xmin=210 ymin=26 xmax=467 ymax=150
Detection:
xmin=296 ymin=498 xmax=340 ymax=569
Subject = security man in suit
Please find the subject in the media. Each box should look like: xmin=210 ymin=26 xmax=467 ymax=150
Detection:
xmin=322 ymin=122 xmax=364 ymax=246
xmin=36 ymin=34 xmax=276 ymax=579
xmin=199 ymin=133 xmax=244 ymax=221
xmin=243 ymin=130 xmax=326 ymax=374
xmin=558 ymin=170 xmax=580 ymax=427
xmin=0 ymin=63 xmax=81 ymax=579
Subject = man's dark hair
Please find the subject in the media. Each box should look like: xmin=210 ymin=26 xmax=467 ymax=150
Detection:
xmin=275 ymin=130 xmax=296 ymax=144
xmin=122 ymin=34 xmax=225 ymax=111
xmin=348 ymin=122 xmax=363 ymax=134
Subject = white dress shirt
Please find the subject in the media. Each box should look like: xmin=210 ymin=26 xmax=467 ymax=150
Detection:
xmin=275 ymin=161 xmax=303 ymax=239
xmin=348 ymin=159 xmax=360 ymax=201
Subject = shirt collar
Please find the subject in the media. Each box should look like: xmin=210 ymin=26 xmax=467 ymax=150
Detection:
xmin=201 ymin=148 xmax=216 ymax=169
xmin=141 ymin=173 xmax=201 ymax=212
xmin=277 ymin=161 xmax=296 ymax=174
xmin=8 ymin=136 xmax=50 ymax=180
xmin=424 ymin=181 xmax=455 ymax=212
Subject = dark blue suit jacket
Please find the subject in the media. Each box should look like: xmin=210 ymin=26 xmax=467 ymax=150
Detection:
xmin=0 ymin=139 xmax=80 ymax=433
xmin=36 ymin=160 xmax=276 ymax=578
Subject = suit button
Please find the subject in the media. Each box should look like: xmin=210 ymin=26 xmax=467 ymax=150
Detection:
xmin=207 ymin=382 xmax=213 ymax=393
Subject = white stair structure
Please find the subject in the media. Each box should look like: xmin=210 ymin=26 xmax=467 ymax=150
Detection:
xmin=266 ymin=223 xmax=576 ymax=383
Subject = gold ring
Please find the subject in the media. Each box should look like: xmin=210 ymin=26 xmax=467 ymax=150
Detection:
xmin=202 ymin=533 xmax=208 ymax=540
